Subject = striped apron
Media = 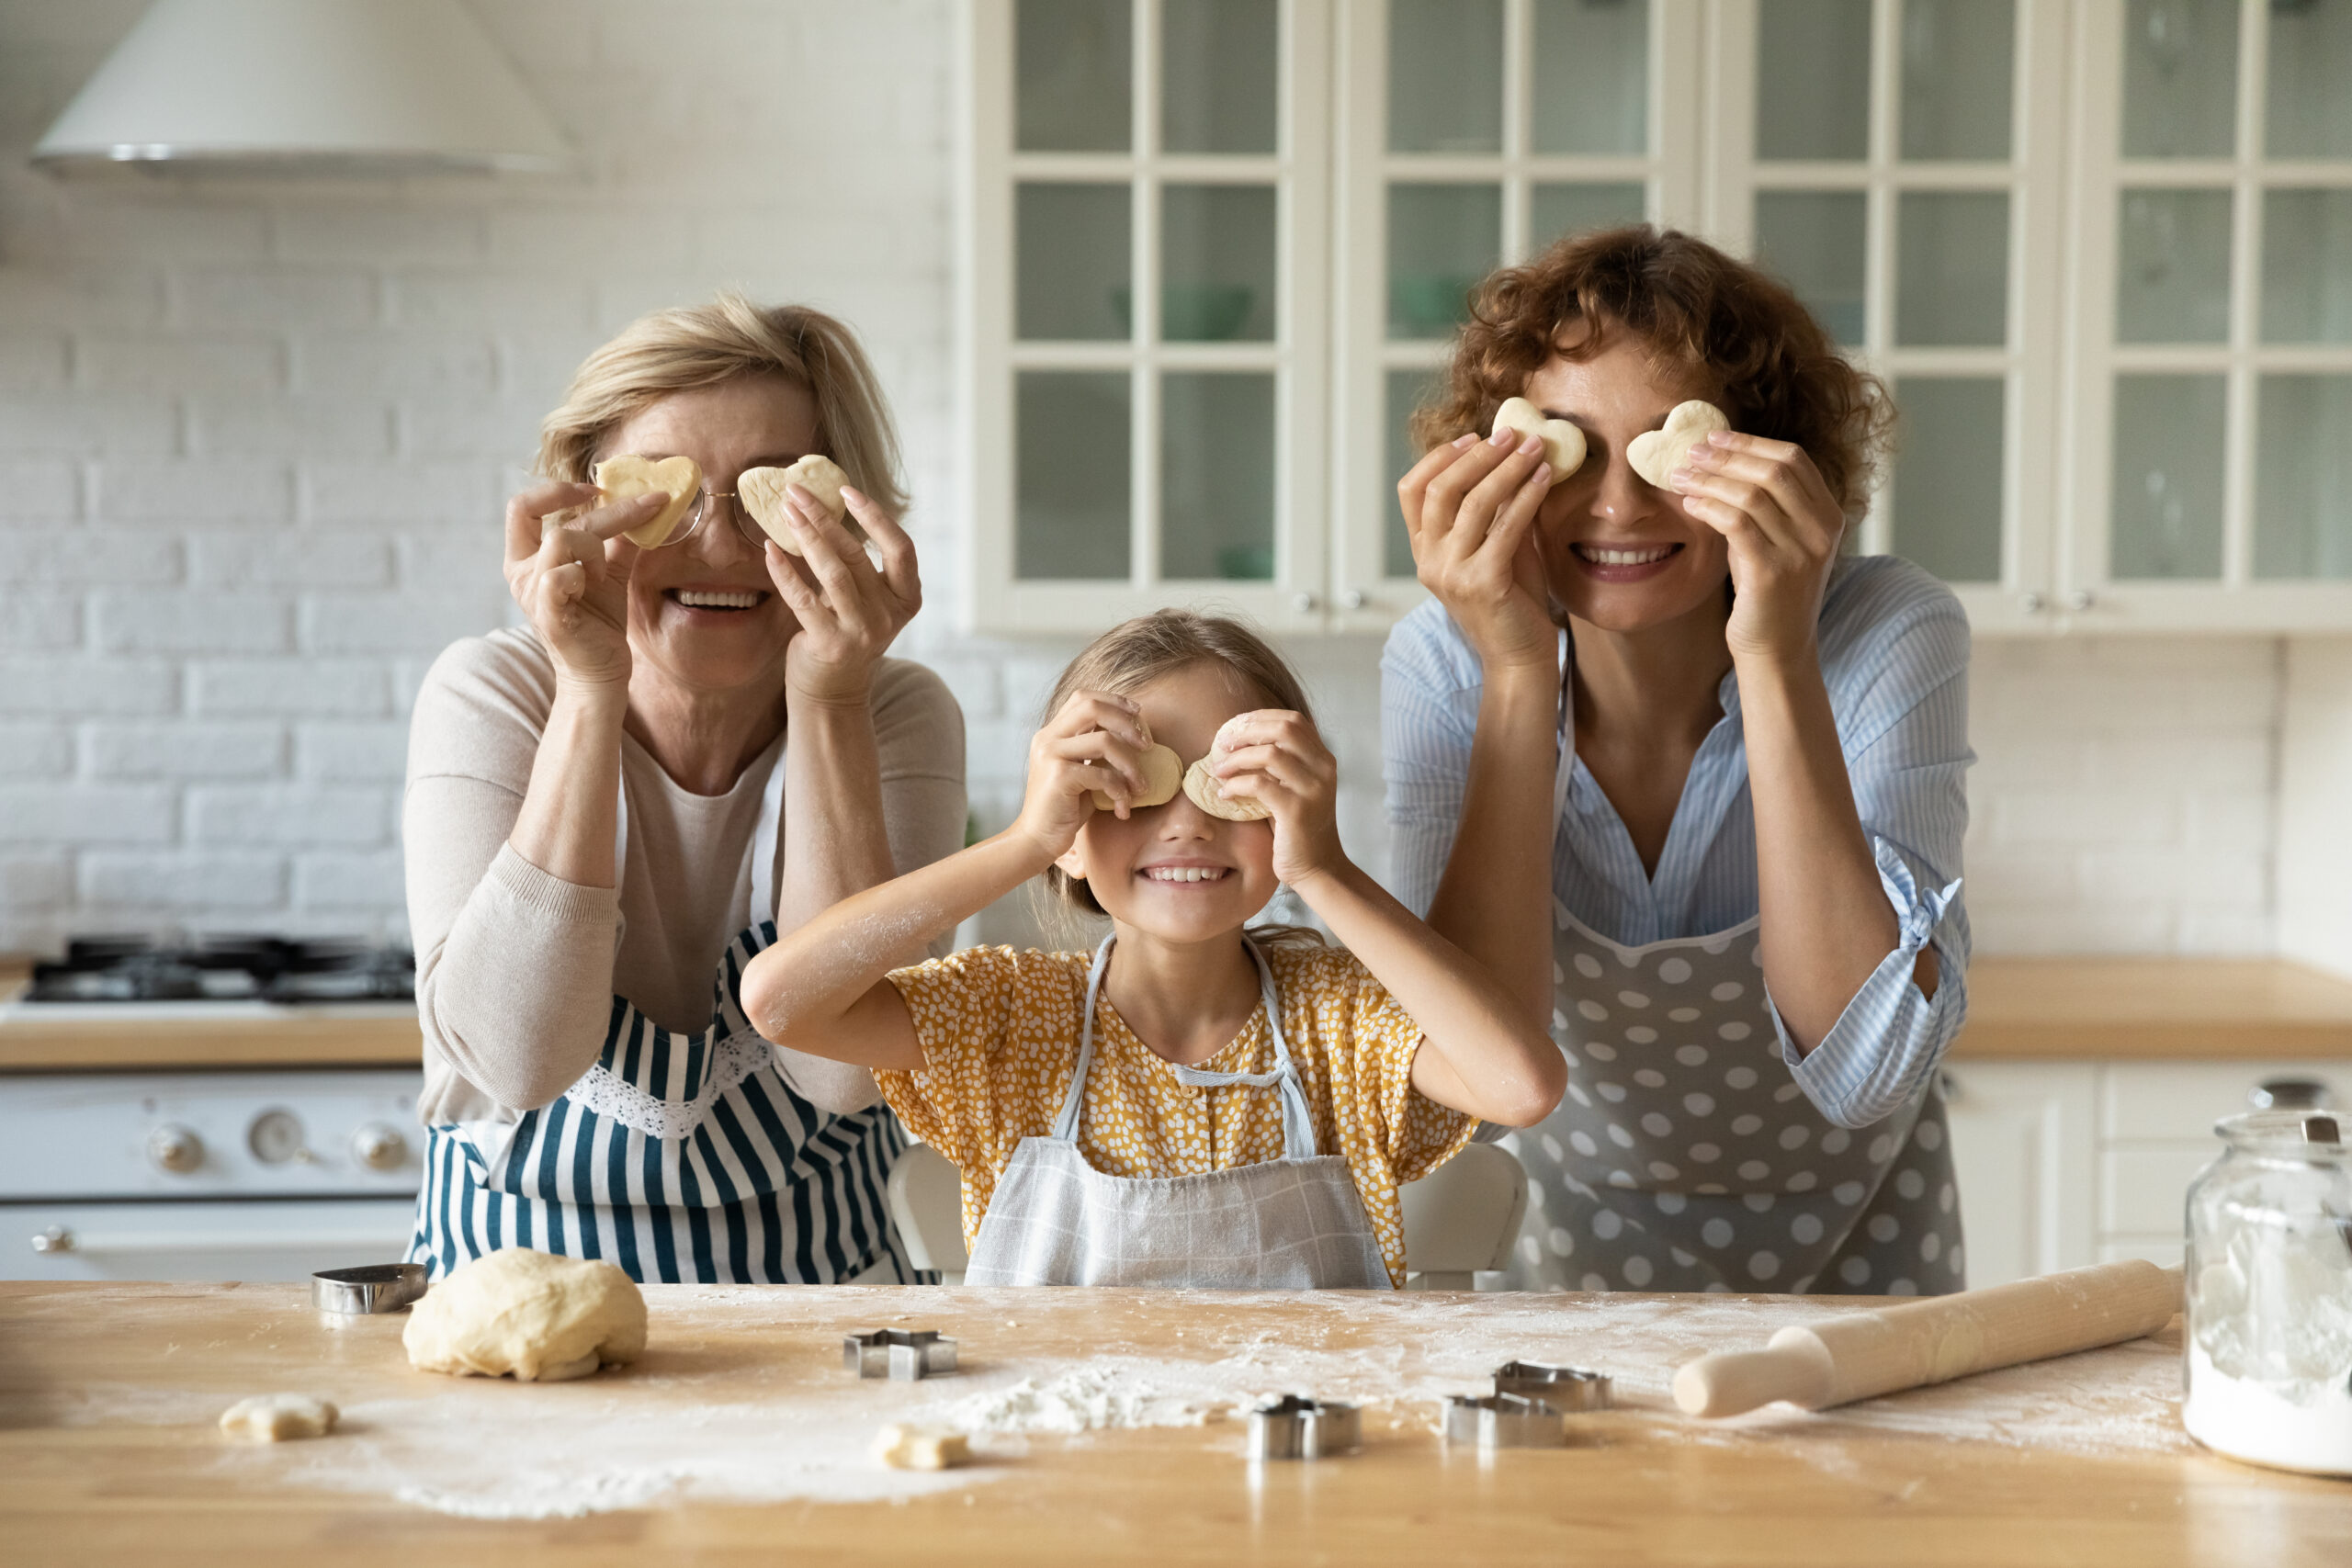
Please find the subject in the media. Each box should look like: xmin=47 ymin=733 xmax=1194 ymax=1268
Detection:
xmin=407 ymin=749 xmax=914 ymax=1284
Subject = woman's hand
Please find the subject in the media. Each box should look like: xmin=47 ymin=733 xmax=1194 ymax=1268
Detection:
xmin=766 ymin=484 xmax=922 ymax=706
xmin=1668 ymin=432 xmax=1844 ymax=668
xmin=1012 ymin=692 xmax=1155 ymax=861
xmin=1207 ymin=711 xmax=1347 ymax=888
xmin=503 ymin=481 xmax=662 ymax=693
xmin=1396 ymin=427 xmax=1559 ymax=673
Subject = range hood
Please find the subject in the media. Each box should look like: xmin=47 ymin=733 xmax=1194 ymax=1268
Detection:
xmin=33 ymin=0 xmax=569 ymax=175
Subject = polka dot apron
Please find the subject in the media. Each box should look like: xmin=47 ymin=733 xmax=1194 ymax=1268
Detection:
xmin=407 ymin=753 xmax=912 ymax=1284
xmin=1498 ymin=636 xmax=1965 ymax=1296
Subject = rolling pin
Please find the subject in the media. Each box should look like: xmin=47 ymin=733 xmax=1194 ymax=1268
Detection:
xmin=1673 ymin=1258 xmax=2183 ymax=1417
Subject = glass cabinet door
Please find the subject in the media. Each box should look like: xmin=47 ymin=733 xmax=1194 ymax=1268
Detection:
xmin=1336 ymin=0 xmax=1702 ymax=629
xmin=1716 ymin=0 xmax=2060 ymax=631
xmin=968 ymin=0 xmax=1329 ymax=633
xmin=2068 ymin=0 xmax=2352 ymax=623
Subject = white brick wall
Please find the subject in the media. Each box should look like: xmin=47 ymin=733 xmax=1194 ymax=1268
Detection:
xmin=0 ymin=0 xmax=2301 ymax=964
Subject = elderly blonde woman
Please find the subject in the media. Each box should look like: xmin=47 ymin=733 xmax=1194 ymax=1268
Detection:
xmin=402 ymin=296 xmax=964 ymax=1282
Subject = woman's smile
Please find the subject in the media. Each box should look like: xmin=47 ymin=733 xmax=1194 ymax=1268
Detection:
xmin=664 ymin=585 xmax=773 ymax=615
xmin=1569 ymin=540 xmax=1684 ymax=582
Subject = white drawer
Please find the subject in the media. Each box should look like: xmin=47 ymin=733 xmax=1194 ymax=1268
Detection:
xmin=2099 ymin=1060 xmax=2352 ymax=1143
xmin=2100 ymin=1146 xmax=2215 ymax=1233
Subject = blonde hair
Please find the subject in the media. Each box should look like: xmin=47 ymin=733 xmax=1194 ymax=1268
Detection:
xmin=535 ymin=292 xmax=909 ymax=517
xmin=1037 ymin=611 xmax=1320 ymax=942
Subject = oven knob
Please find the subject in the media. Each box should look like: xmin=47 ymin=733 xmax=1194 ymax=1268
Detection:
xmin=247 ymin=1109 xmax=307 ymax=1166
xmin=31 ymin=1225 xmax=75 ymax=1254
xmin=351 ymin=1122 xmax=409 ymax=1172
xmin=147 ymin=1123 xmax=204 ymax=1174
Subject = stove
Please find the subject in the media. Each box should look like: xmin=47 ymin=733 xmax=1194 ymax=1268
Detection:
xmin=3 ymin=935 xmax=424 ymax=1284
xmin=23 ymin=936 xmax=414 ymax=1005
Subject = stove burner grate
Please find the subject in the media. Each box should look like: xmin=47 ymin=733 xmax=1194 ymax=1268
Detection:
xmin=25 ymin=937 xmax=415 ymax=1005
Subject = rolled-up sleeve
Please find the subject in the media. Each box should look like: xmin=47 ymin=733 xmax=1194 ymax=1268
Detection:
xmin=1378 ymin=602 xmax=1483 ymax=918
xmin=1770 ymin=592 xmax=1974 ymax=1129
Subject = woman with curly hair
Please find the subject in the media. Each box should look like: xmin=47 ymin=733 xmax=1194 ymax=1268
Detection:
xmin=1384 ymin=225 xmax=1973 ymax=1296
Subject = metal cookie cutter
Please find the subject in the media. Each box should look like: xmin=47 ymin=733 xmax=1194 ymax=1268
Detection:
xmin=1493 ymin=1361 xmax=1612 ymax=1411
xmin=1249 ymin=1395 xmax=1362 ymax=1461
xmin=1444 ymin=1393 xmax=1565 ymax=1450
xmin=843 ymin=1328 xmax=958 ymax=1381
xmin=311 ymin=1263 xmax=428 ymax=1315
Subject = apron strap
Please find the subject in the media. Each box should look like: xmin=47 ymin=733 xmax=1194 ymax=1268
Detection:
xmin=1551 ymin=624 xmax=1575 ymax=829
xmin=613 ymin=732 xmax=791 ymax=943
xmin=1053 ymin=935 xmax=1320 ymax=1160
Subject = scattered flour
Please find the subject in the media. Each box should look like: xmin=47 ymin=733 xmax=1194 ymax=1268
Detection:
xmin=28 ymin=1283 xmax=2200 ymax=1519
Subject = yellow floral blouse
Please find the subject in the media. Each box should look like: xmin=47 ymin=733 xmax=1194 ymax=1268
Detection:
xmin=876 ymin=942 xmax=1476 ymax=1287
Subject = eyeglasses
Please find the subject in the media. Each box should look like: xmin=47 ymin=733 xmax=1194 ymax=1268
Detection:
xmin=639 ymin=485 xmax=763 ymax=550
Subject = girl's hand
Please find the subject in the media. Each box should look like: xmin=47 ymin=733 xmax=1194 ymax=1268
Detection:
xmin=1206 ymin=711 xmax=1346 ymax=887
xmin=503 ymin=480 xmax=660 ymax=693
xmin=1397 ymin=427 xmax=1559 ymax=673
xmin=769 ymin=485 xmax=923 ymax=706
xmin=1012 ymin=691 xmax=1156 ymax=861
xmin=1668 ymin=433 xmax=1843 ymax=668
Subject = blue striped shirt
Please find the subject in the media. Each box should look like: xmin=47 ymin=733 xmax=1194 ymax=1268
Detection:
xmin=1379 ymin=555 xmax=1973 ymax=1130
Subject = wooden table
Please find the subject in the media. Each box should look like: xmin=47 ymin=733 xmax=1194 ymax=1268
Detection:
xmin=4 ymin=1281 xmax=2345 ymax=1565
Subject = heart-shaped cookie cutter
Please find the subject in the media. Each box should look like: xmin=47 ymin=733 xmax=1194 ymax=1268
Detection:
xmin=1493 ymin=1361 xmax=1611 ymax=1410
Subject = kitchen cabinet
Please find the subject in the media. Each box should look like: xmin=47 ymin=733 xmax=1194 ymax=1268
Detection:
xmin=961 ymin=0 xmax=2352 ymax=636
xmin=1941 ymin=1055 xmax=2350 ymax=1287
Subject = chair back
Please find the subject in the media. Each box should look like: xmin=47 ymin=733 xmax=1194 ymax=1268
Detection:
xmin=886 ymin=1142 xmax=968 ymax=1284
xmin=1399 ymin=1141 xmax=1528 ymax=1291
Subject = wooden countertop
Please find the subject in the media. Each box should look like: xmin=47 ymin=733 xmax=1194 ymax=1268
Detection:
xmin=1951 ymin=957 xmax=2352 ymax=1061
xmin=2 ymin=1281 xmax=2343 ymax=1565
xmin=4 ymin=956 xmax=2349 ymax=1071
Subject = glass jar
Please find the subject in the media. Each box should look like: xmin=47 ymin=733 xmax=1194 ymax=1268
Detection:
xmin=2182 ymin=1109 xmax=2352 ymax=1475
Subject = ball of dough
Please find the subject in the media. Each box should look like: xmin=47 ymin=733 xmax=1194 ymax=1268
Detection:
xmin=740 ymin=456 xmax=857 ymax=556
xmin=220 ymin=1393 xmax=337 ymax=1442
xmin=1088 ymin=741 xmax=1183 ymax=812
xmin=402 ymin=1248 xmax=646 ymax=1383
xmin=593 ymin=454 xmax=702 ymax=548
xmin=1182 ymin=755 xmax=1272 ymax=822
xmin=873 ymin=1424 xmax=971 ymax=1471
xmin=1490 ymin=396 xmax=1587 ymax=482
xmin=1625 ymin=400 xmax=1731 ymax=490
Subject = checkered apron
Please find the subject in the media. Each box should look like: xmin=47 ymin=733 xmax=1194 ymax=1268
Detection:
xmin=961 ymin=936 xmax=1392 ymax=1289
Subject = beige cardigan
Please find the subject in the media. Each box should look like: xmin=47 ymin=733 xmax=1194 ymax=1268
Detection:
xmin=401 ymin=626 xmax=966 ymax=1129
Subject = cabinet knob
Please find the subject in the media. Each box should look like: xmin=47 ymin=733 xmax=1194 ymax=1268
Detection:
xmin=2066 ymin=590 xmax=2095 ymax=612
xmin=2019 ymin=592 xmax=2044 ymax=614
xmin=1339 ymin=588 xmax=1367 ymax=612
xmin=146 ymin=1123 xmax=204 ymax=1175
xmin=1291 ymin=592 xmax=1317 ymax=613
xmin=30 ymin=1225 xmax=74 ymax=1255
xmin=351 ymin=1122 xmax=410 ymax=1172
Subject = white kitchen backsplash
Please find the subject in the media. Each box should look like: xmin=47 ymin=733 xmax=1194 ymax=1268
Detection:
xmin=0 ymin=0 xmax=2311 ymax=964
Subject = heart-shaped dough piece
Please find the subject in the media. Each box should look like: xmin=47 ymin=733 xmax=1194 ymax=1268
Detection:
xmin=1626 ymin=400 xmax=1731 ymax=490
xmin=740 ymin=456 xmax=855 ymax=556
xmin=1182 ymin=755 xmax=1272 ymax=822
xmin=593 ymin=454 xmax=701 ymax=547
xmin=1491 ymin=396 xmax=1587 ymax=482
xmin=1089 ymin=741 xmax=1182 ymax=813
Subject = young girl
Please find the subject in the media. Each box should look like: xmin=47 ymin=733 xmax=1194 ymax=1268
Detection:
xmin=741 ymin=612 xmax=1564 ymax=1289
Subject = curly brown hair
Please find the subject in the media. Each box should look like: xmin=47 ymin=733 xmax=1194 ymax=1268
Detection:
xmin=1410 ymin=225 xmax=1894 ymax=518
